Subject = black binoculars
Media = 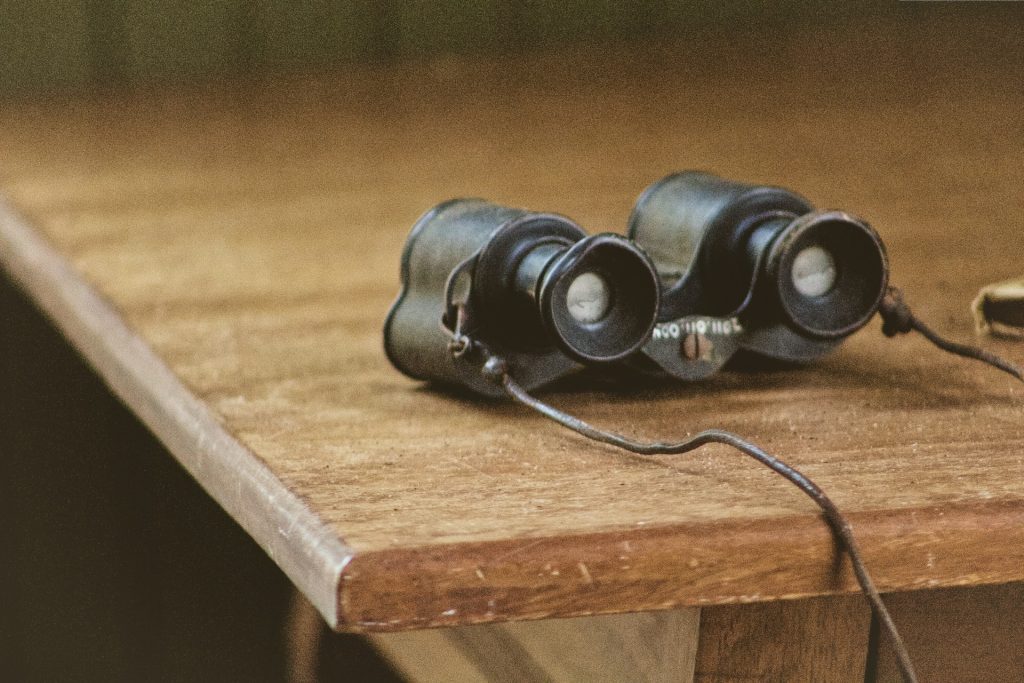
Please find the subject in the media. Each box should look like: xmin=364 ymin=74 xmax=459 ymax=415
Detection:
xmin=384 ymin=173 xmax=891 ymax=395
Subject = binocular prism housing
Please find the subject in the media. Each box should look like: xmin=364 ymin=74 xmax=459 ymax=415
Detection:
xmin=628 ymin=171 xmax=890 ymax=380
xmin=384 ymin=199 xmax=661 ymax=396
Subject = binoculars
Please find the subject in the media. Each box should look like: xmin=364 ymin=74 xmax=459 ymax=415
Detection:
xmin=385 ymin=172 xmax=890 ymax=395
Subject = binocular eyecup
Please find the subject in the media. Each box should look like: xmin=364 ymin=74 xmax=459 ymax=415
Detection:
xmin=758 ymin=210 xmax=888 ymax=339
xmin=536 ymin=233 xmax=660 ymax=362
xmin=475 ymin=215 xmax=660 ymax=364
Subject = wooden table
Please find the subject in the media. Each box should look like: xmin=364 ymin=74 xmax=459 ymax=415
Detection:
xmin=3 ymin=9 xmax=1023 ymax=682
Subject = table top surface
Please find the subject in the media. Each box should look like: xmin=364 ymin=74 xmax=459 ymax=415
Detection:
xmin=2 ymin=10 xmax=1023 ymax=632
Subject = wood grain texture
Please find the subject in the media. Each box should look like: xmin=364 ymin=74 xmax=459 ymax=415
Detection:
xmin=695 ymin=596 xmax=870 ymax=683
xmin=1 ymin=9 xmax=1023 ymax=631
xmin=872 ymin=582 xmax=1024 ymax=683
xmin=370 ymin=608 xmax=700 ymax=683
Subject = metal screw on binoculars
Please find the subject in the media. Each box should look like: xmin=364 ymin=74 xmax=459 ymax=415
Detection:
xmin=628 ymin=171 xmax=890 ymax=380
xmin=384 ymin=198 xmax=661 ymax=396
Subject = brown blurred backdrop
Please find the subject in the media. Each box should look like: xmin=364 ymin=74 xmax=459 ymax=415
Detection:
xmin=0 ymin=1 xmax=893 ymax=95
xmin=2 ymin=2 xmax=1011 ymax=682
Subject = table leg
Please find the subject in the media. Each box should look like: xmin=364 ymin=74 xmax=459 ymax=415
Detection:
xmin=694 ymin=595 xmax=871 ymax=683
xmin=871 ymin=582 xmax=1024 ymax=683
xmin=369 ymin=609 xmax=700 ymax=683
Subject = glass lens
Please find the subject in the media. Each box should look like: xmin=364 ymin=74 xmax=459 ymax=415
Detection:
xmin=791 ymin=245 xmax=837 ymax=297
xmin=565 ymin=271 xmax=611 ymax=323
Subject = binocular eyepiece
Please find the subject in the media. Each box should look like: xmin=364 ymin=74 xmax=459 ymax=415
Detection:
xmin=628 ymin=172 xmax=889 ymax=377
xmin=761 ymin=210 xmax=888 ymax=339
xmin=384 ymin=199 xmax=660 ymax=396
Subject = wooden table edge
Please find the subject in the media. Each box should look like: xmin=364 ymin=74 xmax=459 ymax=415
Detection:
xmin=337 ymin=499 xmax=1024 ymax=632
xmin=0 ymin=197 xmax=354 ymax=627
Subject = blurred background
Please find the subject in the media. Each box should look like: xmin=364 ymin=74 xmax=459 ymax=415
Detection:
xmin=2 ymin=1 xmax=892 ymax=96
xmin=2 ymin=2 xmax=1021 ymax=682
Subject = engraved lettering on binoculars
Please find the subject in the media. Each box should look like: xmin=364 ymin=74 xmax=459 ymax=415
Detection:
xmin=651 ymin=317 xmax=744 ymax=341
